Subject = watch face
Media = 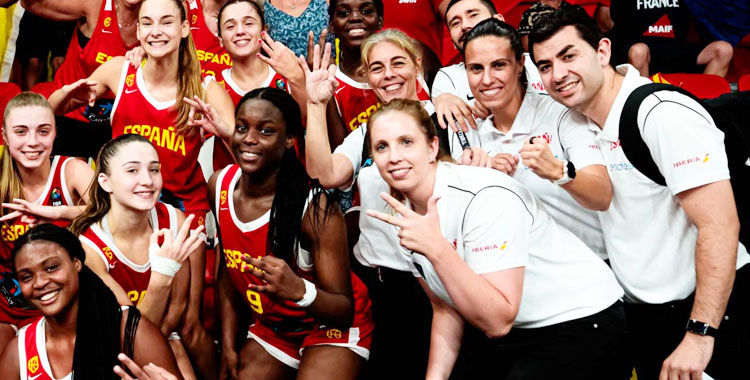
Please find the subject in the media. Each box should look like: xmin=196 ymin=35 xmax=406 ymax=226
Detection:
xmin=566 ymin=161 xmax=576 ymax=179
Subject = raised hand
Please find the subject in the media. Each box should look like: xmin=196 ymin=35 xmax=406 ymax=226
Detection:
xmin=184 ymin=95 xmax=232 ymax=138
xmin=306 ymin=28 xmax=328 ymax=70
xmin=0 ymin=199 xmax=61 ymax=226
xmin=125 ymin=46 xmax=146 ymax=68
xmin=149 ymin=214 xmax=205 ymax=266
xmin=54 ymin=78 xmax=98 ymax=114
xmin=113 ymin=353 xmax=179 ymax=380
xmin=258 ymin=31 xmax=304 ymax=82
xmin=519 ymin=137 xmax=563 ymax=181
xmin=486 ymin=153 xmax=519 ymax=176
xmin=366 ymin=193 xmax=445 ymax=258
xmin=299 ymin=42 xmax=338 ymax=105
xmin=458 ymin=147 xmax=489 ymax=167
xmin=243 ymin=255 xmax=306 ymax=302
xmin=434 ymin=93 xmax=478 ymax=132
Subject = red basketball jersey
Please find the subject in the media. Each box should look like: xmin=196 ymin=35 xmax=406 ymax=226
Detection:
xmin=216 ymin=67 xmax=291 ymax=106
xmin=333 ymin=68 xmax=431 ymax=133
xmin=215 ymin=165 xmax=315 ymax=326
xmin=110 ymin=62 xmax=209 ymax=213
xmin=53 ymin=0 xmax=138 ymax=123
xmin=0 ymin=156 xmax=76 ymax=327
xmin=17 ymin=318 xmax=61 ymax=380
xmin=78 ymin=202 xmax=177 ymax=306
xmin=188 ymin=0 xmax=233 ymax=78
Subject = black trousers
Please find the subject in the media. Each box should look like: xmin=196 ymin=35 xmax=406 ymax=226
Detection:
xmin=352 ymin=260 xmax=433 ymax=380
xmin=625 ymin=265 xmax=750 ymax=380
xmin=450 ymin=301 xmax=630 ymax=380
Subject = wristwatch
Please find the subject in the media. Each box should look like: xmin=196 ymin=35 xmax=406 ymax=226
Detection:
xmin=553 ymin=160 xmax=576 ymax=186
xmin=685 ymin=319 xmax=718 ymax=337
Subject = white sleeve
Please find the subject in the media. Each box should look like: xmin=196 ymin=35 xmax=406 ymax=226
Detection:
xmin=558 ymin=110 xmax=605 ymax=169
xmin=332 ymin=125 xmax=366 ymax=190
xmin=640 ymin=95 xmax=730 ymax=195
xmin=461 ymin=187 xmax=530 ymax=274
xmin=431 ymin=68 xmax=456 ymax=100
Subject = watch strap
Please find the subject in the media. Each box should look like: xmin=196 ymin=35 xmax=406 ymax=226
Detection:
xmin=685 ymin=319 xmax=718 ymax=337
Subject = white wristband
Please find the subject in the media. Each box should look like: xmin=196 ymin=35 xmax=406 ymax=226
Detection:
xmin=295 ymin=279 xmax=317 ymax=308
xmin=149 ymin=243 xmax=182 ymax=277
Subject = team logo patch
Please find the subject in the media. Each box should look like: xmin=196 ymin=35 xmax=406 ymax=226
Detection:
xmin=125 ymin=74 xmax=135 ymax=87
xmin=275 ymin=79 xmax=287 ymax=91
xmin=103 ymin=17 xmax=112 ymax=28
xmin=220 ymin=190 xmax=228 ymax=206
xmin=198 ymin=216 xmax=205 ymax=226
xmin=192 ymin=14 xmax=198 ymax=24
xmin=103 ymin=246 xmax=114 ymax=260
xmin=50 ymin=187 xmax=62 ymax=206
xmin=27 ymin=355 xmax=39 ymax=373
xmin=326 ymin=329 xmax=342 ymax=339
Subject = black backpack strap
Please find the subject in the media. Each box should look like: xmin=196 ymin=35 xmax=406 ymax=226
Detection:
xmin=619 ymin=83 xmax=704 ymax=186
xmin=123 ymin=306 xmax=141 ymax=359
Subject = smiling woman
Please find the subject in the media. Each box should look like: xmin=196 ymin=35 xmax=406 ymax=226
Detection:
xmin=0 ymin=92 xmax=94 ymax=352
xmin=0 ymin=223 xmax=183 ymax=380
xmin=364 ymin=99 xmax=628 ymax=379
xmin=208 ymin=88 xmax=372 ymax=380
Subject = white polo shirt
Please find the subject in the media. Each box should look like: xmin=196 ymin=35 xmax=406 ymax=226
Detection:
xmin=332 ymin=101 xmax=436 ymax=271
xmin=593 ymin=64 xmax=750 ymax=303
xmin=446 ymin=92 xmax=607 ymax=259
xmin=406 ymin=162 xmax=623 ymax=328
xmin=431 ymin=53 xmax=546 ymax=101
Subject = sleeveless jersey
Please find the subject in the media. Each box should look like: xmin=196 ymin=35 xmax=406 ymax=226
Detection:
xmin=0 ymin=156 xmax=76 ymax=326
xmin=188 ymin=0 xmax=233 ymax=78
xmin=17 ymin=318 xmax=71 ymax=380
xmin=78 ymin=202 xmax=177 ymax=306
xmin=110 ymin=61 xmax=209 ymax=213
xmin=53 ymin=0 xmax=138 ymax=123
xmin=215 ymin=165 xmax=316 ymax=327
xmin=333 ymin=68 xmax=430 ymax=133
xmin=217 ymin=67 xmax=290 ymax=106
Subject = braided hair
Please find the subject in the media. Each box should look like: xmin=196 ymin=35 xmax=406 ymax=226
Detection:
xmin=236 ymin=88 xmax=335 ymax=266
xmin=11 ymin=224 xmax=122 ymax=380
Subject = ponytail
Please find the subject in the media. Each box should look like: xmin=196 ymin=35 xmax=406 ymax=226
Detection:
xmin=70 ymin=134 xmax=155 ymax=236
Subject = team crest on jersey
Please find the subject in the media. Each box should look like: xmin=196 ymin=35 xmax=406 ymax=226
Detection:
xmin=126 ymin=74 xmax=135 ymax=87
xmin=198 ymin=216 xmax=205 ymax=226
xmin=326 ymin=329 xmax=342 ymax=339
xmin=275 ymin=79 xmax=287 ymax=91
xmin=50 ymin=187 xmax=62 ymax=206
xmin=220 ymin=190 xmax=228 ymax=206
xmin=102 ymin=246 xmax=114 ymax=260
xmin=192 ymin=14 xmax=198 ymax=24
xmin=103 ymin=17 xmax=112 ymax=28
xmin=27 ymin=355 xmax=39 ymax=373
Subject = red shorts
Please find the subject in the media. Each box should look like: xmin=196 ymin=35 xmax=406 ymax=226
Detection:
xmin=247 ymin=274 xmax=373 ymax=369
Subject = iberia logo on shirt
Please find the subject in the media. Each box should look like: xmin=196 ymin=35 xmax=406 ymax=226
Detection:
xmin=643 ymin=14 xmax=675 ymax=38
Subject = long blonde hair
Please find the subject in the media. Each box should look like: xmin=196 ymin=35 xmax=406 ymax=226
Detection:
xmin=1 ymin=92 xmax=55 ymax=217
xmin=143 ymin=0 xmax=204 ymax=136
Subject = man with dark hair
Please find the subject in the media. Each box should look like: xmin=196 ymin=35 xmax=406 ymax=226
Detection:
xmin=530 ymin=9 xmax=750 ymax=380
xmin=432 ymin=0 xmax=545 ymax=132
